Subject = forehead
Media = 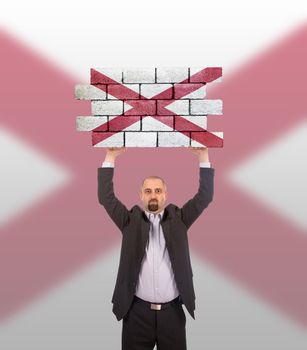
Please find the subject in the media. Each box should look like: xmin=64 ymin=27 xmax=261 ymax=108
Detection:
xmin=142 ymin=178 xmax=165 ymax=189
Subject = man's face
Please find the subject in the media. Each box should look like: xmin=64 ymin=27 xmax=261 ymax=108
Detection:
xmin=140 ymin=178 xmax=167 ymax=213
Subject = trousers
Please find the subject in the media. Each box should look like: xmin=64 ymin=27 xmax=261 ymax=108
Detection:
xmin=122 ymin=296 xmax=187 ymax=350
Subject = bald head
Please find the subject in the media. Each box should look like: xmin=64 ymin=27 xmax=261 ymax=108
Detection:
xmin=141 ymin=176 xmax=167 ymax=191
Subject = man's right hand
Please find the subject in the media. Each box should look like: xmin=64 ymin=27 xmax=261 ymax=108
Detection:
xmin=104 ymin=147 xmax=127 ymax=163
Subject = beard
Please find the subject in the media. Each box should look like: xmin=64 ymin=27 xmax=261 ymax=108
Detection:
xmin=148 ymin=200 xmax=159 ymax=212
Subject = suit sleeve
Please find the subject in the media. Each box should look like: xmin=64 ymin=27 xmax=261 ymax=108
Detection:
xmin=97 ymin=167 xmax=130 ymax=231
xmin=180 ymin=167 xmax=215 ymax=229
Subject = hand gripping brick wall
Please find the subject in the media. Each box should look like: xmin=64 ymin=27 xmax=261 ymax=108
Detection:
xmin=75 ymin=67 xmax=223 ymax=147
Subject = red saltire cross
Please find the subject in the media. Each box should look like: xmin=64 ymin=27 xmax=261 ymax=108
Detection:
xmin=90 ymin=68 xmax=223 ymax=147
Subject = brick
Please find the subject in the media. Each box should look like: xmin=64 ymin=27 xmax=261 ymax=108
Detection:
xmin=141 ymin=116 xmax=173 ymax=131
xmin=190 ymin=99 xmax=223 ymax=115
xmin=91 ymin=100 xmax=123 ymax=115
xmin=156 ymin=67 xmax=188 ymax=83
xmin=190 ymin=67 xmax=222 ymax=83
xmin=92 ymin=131 xmax=124 ymax=147
xmin=109 ymin=116 xmax=141 ymax=131
xmin=211 ymin=131 xmax=223 ymax=138
xmin=107 ymin=84 xmax=139 ymax=100
xmin=174 ymin=83 xmax=206 ymax=99
xmin=76 ymin=116 xmax=108 ymax=131
xmin=140 ymin=84 xmax=173 ymax=99
xmin=158 ymin=132 xmax=190 ymax=147
xmin=74 ymin=84 xmax=106 ymax=100
xmin=175 ymin=116 xmax=207 ymax=131
xmin=124 ymin=100 xmax=156 ymax=115
xmin=91 ymin=67 xmax=123 ymax=84
xmin=158 ymin=131 xmax=190 ymax=147
xmin=159 ymin=100 xmax=189 ymax=115
xmin=191 ymin=131 xmax=224 ymax=147
xmin=125 ymin=132 xmax=157 ymax=147
xmin=123 ymin=68 xmax=155 ymax=83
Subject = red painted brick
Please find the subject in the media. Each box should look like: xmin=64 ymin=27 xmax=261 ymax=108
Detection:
xmin=190 ymin=67 xmax=222 ymax=83
xmin=124 ymin=100 xmax=156 ymax=115
xmin=108 ymin=84 xmax=139 ymax=99
xmin=92 ymin=131 xmax=118 ymax=145
xmin=109 ymin=116 xmax=140 ymax=131
xmin=175 ymin=117 xmax=204 ymax=131
xmin=191 ymin=131 xmax=223 ymax=147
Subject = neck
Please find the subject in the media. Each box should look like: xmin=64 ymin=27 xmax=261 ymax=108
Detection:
xmin=145 ymin=207 xmax=164 ymax=215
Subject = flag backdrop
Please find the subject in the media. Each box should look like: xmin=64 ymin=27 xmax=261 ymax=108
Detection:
xmin=1 ymin=1 xmax=307 ymax=349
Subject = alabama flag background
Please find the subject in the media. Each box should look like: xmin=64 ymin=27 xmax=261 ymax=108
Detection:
xmin=1 ymin=1 xmax=307 ymax=349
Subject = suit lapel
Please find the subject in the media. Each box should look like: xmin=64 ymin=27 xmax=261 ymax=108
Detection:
xmin=161 ymin=209 xmax=174 ymax=259
xmin=140 ymin=213 xmax=150 ymax=253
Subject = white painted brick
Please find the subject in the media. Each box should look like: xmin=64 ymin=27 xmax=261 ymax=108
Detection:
xmin=140 ymin=84 xmax=172 ymax=99
xmin=190 ymin=100 xmax=223 ymax=115
xmin=91 ymin=100 xmax=123 ymax=115
xmin=125 ymin=132 xmax=157 ymax=147
xmin=156 ymin=67 xmax=188 ymax=83
xmin=158 ymin=132 xmax=190 ymax=147
xmin=190 ymin=139 xmax=205 ymax=147
xmin=76 ymin=116 xmax=108 ymax=131
xmin=184 ymin=85 xmax=206 ymax=99
xmin=142 ymin=116 xmax=173 ymax=131
xmin=164 ymin=100 xmax=189 ymax=115
xmin=74 ymin=84 xmax=106 ymax=100
xmin=178 ymin=116 xmax=207 ymax=129
xmin=93 ymin=67 xmax=123 ymax=83
xmin=211 ymin=131 xmax=223 ymax=138
xmin=123 ymin=68 xmax=155 ymax=83
xmin=94 ymin=132 xmax=124 ymax=147
xmin=123 ymin=102 xmax=135 ymax=114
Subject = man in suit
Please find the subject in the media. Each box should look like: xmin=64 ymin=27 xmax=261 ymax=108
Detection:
xmin=98 ymin=147 xmax=214 ymax=350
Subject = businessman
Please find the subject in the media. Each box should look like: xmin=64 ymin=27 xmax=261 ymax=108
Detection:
xmin=98 ymin=147 xmax=214 ymax=350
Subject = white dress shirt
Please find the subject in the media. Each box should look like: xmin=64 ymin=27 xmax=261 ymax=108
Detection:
xmin=135 ymin=209 xmax=180 ymax=303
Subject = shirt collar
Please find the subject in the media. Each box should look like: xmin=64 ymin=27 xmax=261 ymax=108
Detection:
xmin=144 ymin=208 xmax=165 ymax=220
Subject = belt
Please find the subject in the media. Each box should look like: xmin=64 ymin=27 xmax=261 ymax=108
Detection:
xmin=133 ymin=295 xmax=182 ymax=311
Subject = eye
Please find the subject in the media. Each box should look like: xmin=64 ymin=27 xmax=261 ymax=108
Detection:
xmin=145 ymin=189 xmax=151 ymax=194
xmin=155 ymin=189 xmax=162 ymax=194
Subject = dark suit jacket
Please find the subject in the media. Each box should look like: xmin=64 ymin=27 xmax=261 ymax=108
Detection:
xmin=98 ymin=166 xmax=214 ymax=321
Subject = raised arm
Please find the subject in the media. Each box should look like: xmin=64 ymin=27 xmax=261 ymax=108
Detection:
xmin=98 ymin=147 xmax=130 ymax=231
xmin=180 ymin=147 xmax=215 ymax=229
